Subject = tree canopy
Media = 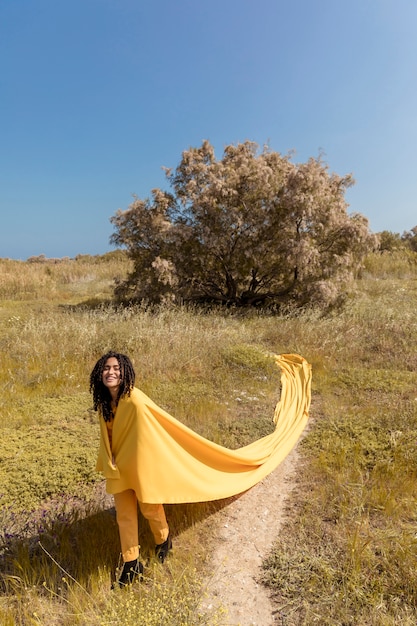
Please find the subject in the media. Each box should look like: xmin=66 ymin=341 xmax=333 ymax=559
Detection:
xmin=110 ymin=140 xmax=377 ymax=309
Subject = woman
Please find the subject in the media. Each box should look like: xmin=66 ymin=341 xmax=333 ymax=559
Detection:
xmin=90 ymin=351 xmax=172 ymax=587
xmin=90 ymin=350 xmax=312 ymax=587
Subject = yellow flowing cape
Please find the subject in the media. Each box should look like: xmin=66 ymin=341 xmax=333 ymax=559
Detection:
xmin=96 ymin=353 xmax=312 ymax=504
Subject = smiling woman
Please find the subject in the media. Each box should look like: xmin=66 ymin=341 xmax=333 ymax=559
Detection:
xmin=90 ymin=351 xmax=172 ymax=587
xmin=102 ymin=357 xmax=122 ymax=399
xmin=89 ymin=350 xmax=312 ymax=589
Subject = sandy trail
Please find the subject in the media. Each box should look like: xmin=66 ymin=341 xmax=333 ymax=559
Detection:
xmin=201 ymin=448 xmax=300 ymax=626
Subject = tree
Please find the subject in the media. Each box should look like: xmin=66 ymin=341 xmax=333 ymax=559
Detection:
xmin=377 ymin=230 xmax=404 ymax=253
xmin=401 ymin=226 xmax=417 ymax=252
xmin=110 ymin=140 xmax=377 ymax=309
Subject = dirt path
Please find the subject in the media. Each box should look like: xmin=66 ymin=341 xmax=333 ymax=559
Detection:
xmin=201 ymin=448 xmax=300 ymax=626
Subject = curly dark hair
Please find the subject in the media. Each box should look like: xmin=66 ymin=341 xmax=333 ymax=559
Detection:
xmin=89 ymin=351 xmax=136 ymax=422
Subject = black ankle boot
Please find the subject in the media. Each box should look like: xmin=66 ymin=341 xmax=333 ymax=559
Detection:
xmin=117 ymin=558 xmax=144 ymax=587
xmin=155 ymin=534 xmax=172 ymax=563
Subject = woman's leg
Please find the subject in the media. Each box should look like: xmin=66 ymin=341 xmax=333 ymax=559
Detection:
xmin=114 ymin=489 xmax=140 ymax=562
xmin=138 ymin=502 xmax=169 ymax=545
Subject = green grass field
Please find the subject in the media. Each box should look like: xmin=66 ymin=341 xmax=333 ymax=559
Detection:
xmin=1 ymin=250 xmax=417 ymax=625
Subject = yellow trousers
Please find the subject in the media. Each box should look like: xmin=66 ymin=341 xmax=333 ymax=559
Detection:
xmin=113 ymin=489 xmax=169 ymax=562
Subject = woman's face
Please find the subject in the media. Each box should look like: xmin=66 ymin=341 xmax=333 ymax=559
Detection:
xmin=102 ymin=357 xmax=122 ymax=396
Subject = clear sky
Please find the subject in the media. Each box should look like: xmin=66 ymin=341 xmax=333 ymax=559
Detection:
xmin=1 ymin=0 xmax=416 ymax=260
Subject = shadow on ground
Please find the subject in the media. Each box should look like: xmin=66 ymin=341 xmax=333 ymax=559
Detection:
xmin=0 ymin=483 xmax=241 ymax=593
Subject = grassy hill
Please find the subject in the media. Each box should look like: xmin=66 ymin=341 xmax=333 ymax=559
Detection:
xmin=0 ymin=250 xmax=416 ymax=625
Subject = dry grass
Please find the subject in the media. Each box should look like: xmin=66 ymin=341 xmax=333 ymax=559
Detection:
xmin=0 ymin=255 xmax=284 ymax=624
xmin=1 ymin=250 xmax=417 ymax=624
xmin=260 ymin=253 xmax=417 ymax=625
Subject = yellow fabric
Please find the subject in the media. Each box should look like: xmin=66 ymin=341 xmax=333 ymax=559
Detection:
xmin=113 ymin=491 xmax=169 ymax=560
xmin=113 ymin=489 xmax=140 ymax=561
xmin=96 ymin=353 xmax=312 ymax=504
xmin=106 ymin=419 xmax=113 ymax=450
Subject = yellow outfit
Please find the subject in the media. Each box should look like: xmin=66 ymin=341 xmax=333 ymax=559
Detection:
xmin=113 ymin=490 xmax=168 ymax=561
xmin=105 ymin=414 xmax=169 ymax=561
xmin=96 ymin=353 xmax=311 ymax=504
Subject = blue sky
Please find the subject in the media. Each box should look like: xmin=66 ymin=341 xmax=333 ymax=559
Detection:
xmin=1 ymin=0 xmax=416 ymax=260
